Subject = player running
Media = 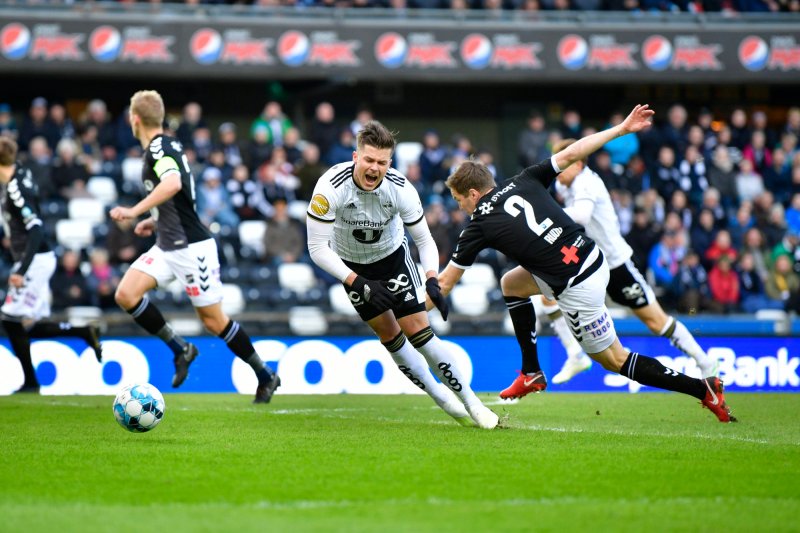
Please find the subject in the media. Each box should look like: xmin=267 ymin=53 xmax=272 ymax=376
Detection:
xmin=306 ymin=120 xmax=499 ymax=429
xmin=0 ymin=137 xmax=102 ymax=393
xmin=499 ymin=137 xmax=718 ymax=400
xmin=437 ymin=105 xmax=735 ymax=423
xmin=110 ymin=90 xmax=279 ymax=404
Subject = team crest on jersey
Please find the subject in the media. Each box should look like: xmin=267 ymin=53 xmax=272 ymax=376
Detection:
xmin=310 ymin=194 xmax=330 ymax=216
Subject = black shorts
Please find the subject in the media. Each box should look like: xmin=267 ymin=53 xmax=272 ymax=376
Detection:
xmin=342 ymin=239 xmax=425 ymax=321
xmin=606 ymin=259 xmax=656 ymax=310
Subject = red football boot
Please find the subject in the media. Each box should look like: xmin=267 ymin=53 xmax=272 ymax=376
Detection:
xmin=499 ymin=371 xmax=547 ymax=400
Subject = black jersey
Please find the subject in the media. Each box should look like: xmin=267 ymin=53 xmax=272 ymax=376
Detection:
xmin=1 ymin=162 xmax=50 ymax=261
xmin=142 ymin=134 xmax=210 ymax=251
xmin=451 ymin=158 xmax=596 ymax=292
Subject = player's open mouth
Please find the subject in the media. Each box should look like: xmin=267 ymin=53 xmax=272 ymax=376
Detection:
xmin=364 ymin=174 xmax=379 ymax=187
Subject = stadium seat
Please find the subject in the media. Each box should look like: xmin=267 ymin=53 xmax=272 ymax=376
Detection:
xmin=55 ymin=219 xmax=94 ymax=250
xmin=68 ymin=198 xmax=106 ymax=225
xmin=287 ymin=200 xmax=309 ymax=221
xmin=755 ymin=309 xmax=788 ymax=321
xmin=86 ymin=176 xmax=118 ymax=206
xmin=171 ymin=317 xmax=204 ymax=336
xmin=66 ymin=306 xmax=102 ymax=327
xmin=393 ymin=141 xmax=423 ymax=175
xmin=459 ymin=263 xmax=497 ymax=291
xmin=238 ymin=220 xmax=267 ymax=258
xmin=221 ymin=283 xmax=246 ymax=316
xmin=121 ymin=157 xmax=143 ymax=189
xmin=328 ymin=285 xmax=358 ymax=316
xmin=277 ymin=263 xmax=317 ymax=294
xmin=288 ymin=306 xmax=328 ymax=336
xmin=450 ymin=285 xmax=489 ymax=316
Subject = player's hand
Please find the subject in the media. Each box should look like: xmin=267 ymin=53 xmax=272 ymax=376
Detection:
xmin=621 ymin=104 xmax=655 ymax=134
xmin=425 ymin=277 xmax=449 ymax=321
xmin=349 ymin=276 xmax=399 ymax=312
xmin=134 ymin=218 xmax=156 ymax=237
xmin=8 ymin=273 xmax=24 ymax=288
xmin=109 ymin=206 xmax=137 ymax=222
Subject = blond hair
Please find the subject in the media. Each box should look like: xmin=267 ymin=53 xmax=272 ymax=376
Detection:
xmin=0 ymin=136 xmax=18 ymax=166
xmin=130 ymin=90 xmax=165 ymax=129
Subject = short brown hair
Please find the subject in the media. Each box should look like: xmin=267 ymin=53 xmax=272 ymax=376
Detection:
xmin=0 ymin=136 xmax=18 ymax=166
xmin=445 ymin=159 xmax=496 ymax=196
xmin=551 ymin=138 xmax=587 ymax=166
xmin=130 ymin=90 xmax=165 ymax=129
xmin=356 ymin=120 xmax=396 ymax=152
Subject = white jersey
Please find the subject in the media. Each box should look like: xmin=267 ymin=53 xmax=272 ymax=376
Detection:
xmin=556 ymin=167 xmax=633 ymax=269
xmin=307 ymin=162 xmax=424 ymax=264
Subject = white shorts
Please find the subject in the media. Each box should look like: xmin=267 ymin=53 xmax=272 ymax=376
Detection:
xmin=532 ymin=248 xmax=616 ymax=354
xmin=2 ymin=251 xmax=56 ymax=321
xmin=131 ymin=239 xmax=223 ymax=308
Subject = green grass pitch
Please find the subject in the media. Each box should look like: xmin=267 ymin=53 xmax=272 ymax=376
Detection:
xmin=1 ymin=392 xmax=799 ymax=532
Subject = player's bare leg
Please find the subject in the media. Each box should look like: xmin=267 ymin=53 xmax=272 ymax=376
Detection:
xmin=115 ymin=268 xmax=197 ymax=388
xmin=195 ymin=302 xmax=279 ymax=403
xmin=632 ymin=303 xmax=717 ymax=378
xmin=368 ymin=312 xmax=476 ymax=427
xmin=498 ymin=267 xmax=548 ymax=399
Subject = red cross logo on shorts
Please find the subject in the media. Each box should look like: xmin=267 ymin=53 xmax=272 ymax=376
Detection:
xmin=561 ymin=245 xmax=579 ymax=264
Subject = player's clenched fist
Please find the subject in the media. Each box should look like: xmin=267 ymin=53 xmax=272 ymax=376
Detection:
xmin=425 ymin=277 xmax=449 ymax=321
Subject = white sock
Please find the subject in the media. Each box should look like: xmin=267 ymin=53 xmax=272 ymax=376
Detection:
xmin=413 ymin=332 xmax=482 ymax=408
xmin=552 ymin=314 xmax=585 ymax=360
xmin=662 ymin=317 xmax=711 ymax=368
xmin=389 ymin=339 xmax=453 ymax=406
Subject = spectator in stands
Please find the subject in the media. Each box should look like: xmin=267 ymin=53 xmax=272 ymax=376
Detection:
xmin=678 ymin=145 xmax=709 ymax=206
xmin=616 ymin=154 xmax=649 ymax=196
xmin=18 ymin=97 xmax=57 ymax=152
xmin=81 ymin=99 xmax=116 ymax=149
xmin=49 ymin=103 xmax=75 ymax=144
xmin=310 ymin=102 xmax=339 ymax=158
xmin=405 ymin=161 xmax=427 ymax=201
xmin=518 ymin=110 xmax=549 ymax=169
xmin=96 ymin=144 xmax=123 ymax=189
xmin=741 ymin=227 xmax=770 ymax=281
xmin=707 ymin=145 xmax=739 ymax=210
xmin=50 ymin=250 xmax=91 ymax=309
xmin=687 ymin=124 xmax=706 ymax=153
xmin=227 ymin=164 xmax=259 ymax=221
xmin=107 ymin=217 xmax=147 ymax=266
xmin=751 ymin=109 xmax=778 ymax=149
xmin=216 ymin=122 xmax=244 ymax=168
xmin=263 ymin=197 xmax=305 ymax=266
xmin=700 ymin=187 xmax=726 ymax=229
xmin=350 ymin=107 xmax=373 ymax=137
xmin=51 ymin=138 xmax=91 ymax=200
xmin=766 ymin=254 xmax=800 ymax=313
xmin=786 ymin=193 xmax=800 ymax=235
xmin=294 ymin=143 xmax=326 ymax=201
xmin=728 ymin=107 xmax=751 ymax=150
xmin=197 ymin=167 xmax=239 ymax=232
xmin=763 ymin=148 xmax=792 ymax=205
xmin=86 ymin=248 xmax=121 ymax=310
xmin=23 ymin=136 xmax=54 ymax=200
xmin=588 ymin=149 xmax=620 ymax=191
xmin=191 ymin=126 xmax=213 ymax=164
xmin=735 ymin=158 xmax=765 ymax=203
xmin=636 ymin=188 xmax=666 ymax=227
xmin=661 ymin=104 xmax=689 ymax=157
xmin=250 ymin=163 xmax=292 ymax=219
xmin=270 ymin=146 xmax=300 ymax=190
xmin=324 ymin=127 xmax=355 ymax=167
xmin=176 ymin=102 xmax=207 ymax=149
xmin=669 ymin=251 xmax=711 ymax=314
xmin=668 ymin=189 xmax=694 ymax=232
xmin=761 ymin=201 xmax=788 ymax=249
xmin=0 ymin=103 xmax=18 ymax=140
xmin=650 ymin=226 xmax=686 ymax=288
xmin=737 ymin=252 xmax=781 ymax=313
xmin=603 ymin=110 xmax=639 ymax=166
xmin=743 ymin=130 xmax=773 ymax=176
xmin=654 ymin=146 xmax=681 ymax=202
xmin=78 ymin=123 xmax=101 ymax=164
xmin=246 ymin=124 xmax=273 ymax=170
xmin=778 ymin=131 xmax=797 ymax=162
xmin=728 ymin=202 xmax=754 ymax=249
xmin=708 ymin=256 xmax=739 ymax=313
xmin=771 ymin=228 xmax=800 ymax=266
xmin=559 ymin=109 xmax=581 ymax=139
xmin=626 ymin=206 xmax=661 ymax=272
xmin=205 ymin=147 xmax=234 ymax=183
xmin=251 ymin=101 xmax=292 ymax=146
xmin=785 ymin=107 xmax=800 ymax=138
xmin=792 ymin=163 xmax=800 ymax=198
xmin=282 ymin=127 xmax=303 ymax=167
xmin=419 ymin=129 xmax=448 ymax=187
xmin=690 ymin=209 xmax=716 ymax=261
xmin=705 ymin=228 xmax=738 ymax=267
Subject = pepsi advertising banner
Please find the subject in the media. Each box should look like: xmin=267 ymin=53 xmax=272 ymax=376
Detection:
xmin=1 ymin=336 xmax=798 ymax=395
xmin=1 ymin=14 xmax=799 ymax=82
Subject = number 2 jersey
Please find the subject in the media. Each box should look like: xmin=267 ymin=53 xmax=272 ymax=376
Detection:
xmin=142 ymin=134 xmax=210 ymax=251
xmin=450 ymin=157 xmax=596 ymax=292
xmin=0 ymin=162 xmax=50 ymax=262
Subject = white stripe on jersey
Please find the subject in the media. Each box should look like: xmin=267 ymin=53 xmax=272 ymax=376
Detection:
xmin=308 ymin=163 xmax=424 ymax=265
xmin=556 ymin=168 xmax=633 ymax=269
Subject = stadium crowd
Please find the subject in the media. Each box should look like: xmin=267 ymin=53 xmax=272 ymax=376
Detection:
xmin=0 ymin=96 xmax=798 ymax=316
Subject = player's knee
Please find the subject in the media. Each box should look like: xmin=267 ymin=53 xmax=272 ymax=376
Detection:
xmin=200 ymin=314 xmax=226 ymax=335
xmin=500 ymin=271 xmax=526 ymax=297
xmin=114 ymin=285 xmax=137 ymax=310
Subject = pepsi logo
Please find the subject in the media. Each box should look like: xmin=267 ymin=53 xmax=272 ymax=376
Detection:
xmin=1 ymin=23 xmax=31 ymax=61
xmin=642 ymin=35 xmax=673 ymax=71
xmin=89 ymin=26 xmax=122 ymax=63
xmin=375 ymin=32 xmax=407 ymax=69
xmin=277 ymin=31 xmax=310 ymax=67
xmin=190 ymin=28 xmax=222 ymax=65
xmin=557 ymin=34 xmax=588 ymax=70
xmin=738 ymin=36 xmax=769 ymax=72
xmin=460 ymin=33 xmax=492 ymax=70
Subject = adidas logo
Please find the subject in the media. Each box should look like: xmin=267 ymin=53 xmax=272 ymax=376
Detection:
xmin=345 ymin=202 xmax=357 ymax=209
xmin=404 ymin=292 xmax=414 ymax=302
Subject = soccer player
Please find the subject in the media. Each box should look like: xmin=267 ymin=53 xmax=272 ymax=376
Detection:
xmin=0 ymin=137 xmax=102 ymax=394
xmin=438 ymin=105 xmax=735 ymax=423
xmin=306 ymin=120 xmax=499 ymax=429
xmin=499 ymin=137 xmax=718 ymax=399
xmin=110 ymin=90 xmax=279 ymax=404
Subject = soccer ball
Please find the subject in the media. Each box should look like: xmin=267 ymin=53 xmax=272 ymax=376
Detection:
xmin=113 ymin=383 xmax=165 ymax=433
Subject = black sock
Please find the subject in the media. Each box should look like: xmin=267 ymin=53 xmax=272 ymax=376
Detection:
xmin=620 ymin=352 xmax=706 ymax=399
xmin=126 ymin=297 xmax=186 ymax=356
xmin=220 ymin=320 xmax=274 ymax=379
xmin=504 ymin=296 xmax=540 ymax=374
xmin=2 ymin=318 xmax=38 ymax=386
xmin=28 ymin=321 xmax=91 ymax=340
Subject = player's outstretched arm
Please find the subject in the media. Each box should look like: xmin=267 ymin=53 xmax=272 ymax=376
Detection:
xmin=554 ymin=104 xmax=654 ymax=171
xmin=437 ymin=264 xmax=466 ymax=297
xmin=110 ymin=173 xmax=182 ymax=221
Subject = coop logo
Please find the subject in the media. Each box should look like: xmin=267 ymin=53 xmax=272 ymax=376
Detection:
xmin=460 ymin=33 xmax=542 ymax=70
xmin=1 ymin=23 xmax=31 ymax=60
xmin=89 ymin=26 xmax=174 ymax=64
xmin=375 ymin=32 xmax=456 ymax=69
xmin=190 ymin=28 xmax=273 ymax=65
xmin=739 ymin=35 xmax=800 ymax=72
xmin=642 ymin=35 xmax=721 ymax=71
xmin=278 ymin=30 xmax=360 ymax=68
xmin=558 ymin=34 xmax=637 ymax=71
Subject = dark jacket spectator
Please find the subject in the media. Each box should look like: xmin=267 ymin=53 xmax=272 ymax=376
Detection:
xmin=310 ymin=102 xmax=339 ymax=158
xmin=50 ymin=250 xmax=91 ymax=309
